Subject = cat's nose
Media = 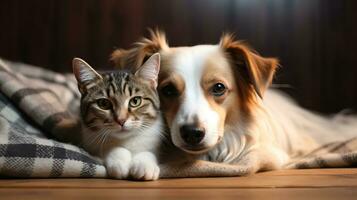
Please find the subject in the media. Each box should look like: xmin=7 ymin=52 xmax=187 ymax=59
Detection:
xmin=179 ymin=124 xmax=205 ymax=145
xmin=115 ymin=118 xmax=126 ymax=126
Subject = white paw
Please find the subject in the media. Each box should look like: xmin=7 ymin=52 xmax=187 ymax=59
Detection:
xmin=106 ymin=161 xmax=130 ymax=179
xmin=130 ymin=159 xmax=160 ymax=181
xmin=104 ymin=147 xmax=132 ymax=179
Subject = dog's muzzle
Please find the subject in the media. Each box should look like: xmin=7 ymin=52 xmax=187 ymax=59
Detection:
xmin=179 ymin=124 xmax=205 ymax=146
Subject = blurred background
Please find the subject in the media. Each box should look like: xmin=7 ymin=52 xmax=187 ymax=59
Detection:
xmin=0 ymin=0 xmax=356 ymax=113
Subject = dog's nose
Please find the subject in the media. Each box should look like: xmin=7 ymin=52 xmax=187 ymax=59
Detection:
xmin=179 ymin=124 xmax=205 ymax=145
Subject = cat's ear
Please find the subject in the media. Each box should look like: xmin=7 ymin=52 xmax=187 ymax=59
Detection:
xmin=135 ymin=53 xmax=160 ymax=88
xmin=72 ymin=58 xmax=102 ymax=92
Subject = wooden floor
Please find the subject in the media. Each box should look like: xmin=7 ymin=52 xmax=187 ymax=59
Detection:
xmin=1 ymin=168 xmax=357 ymax=200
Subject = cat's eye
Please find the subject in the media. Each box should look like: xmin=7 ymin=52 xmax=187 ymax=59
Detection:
xmin=129 ymin=96 xmax=142 ymax=107
xmin=97 ymin=98 xmax=112 ymax=110
xmin=210 ymin=83 xmax=227 ymax=97
xmin=160 ymin=84 xmax=179 ymax=97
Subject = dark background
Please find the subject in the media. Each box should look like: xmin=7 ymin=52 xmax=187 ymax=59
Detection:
xmin=0 ymin=0 xmax=356 ymax=113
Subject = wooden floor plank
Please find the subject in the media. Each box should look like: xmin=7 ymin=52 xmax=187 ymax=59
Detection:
xmin=0 ymin=188 xmax=356 ymax=200
xmin=1 ymin=169 xmax=357 ymax=189
xmin=1 ymin=169 xmax=357 ymax=200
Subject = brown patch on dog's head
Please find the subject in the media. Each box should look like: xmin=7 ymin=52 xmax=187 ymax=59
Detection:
xmin=110 ymin=29 xmax=169 ymax=71
xmin=220 ymin=33 xmax=278 ymax=99
xmin=200 ymin=52 xmax=235 ymax=135
xmin=158 ymin=83 xmax=183 ymax=126
xmin=157 ymin=55 xmax=185 ymax=126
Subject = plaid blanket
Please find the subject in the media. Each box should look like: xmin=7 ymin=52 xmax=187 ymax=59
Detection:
xmin=0 ymin=58 xmax=356 ymax=178
xmin=0 ymin=59 xmax=106 ymax=177
xmin=287 ymin=137 xmax=357 ymax=168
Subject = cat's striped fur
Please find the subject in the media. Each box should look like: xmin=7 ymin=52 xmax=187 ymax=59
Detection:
xmin=73 ymin=53 xmax=163 ymax=180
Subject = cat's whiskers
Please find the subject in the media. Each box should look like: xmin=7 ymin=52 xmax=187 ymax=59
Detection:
xmin=82 ymin=125 xmax=113 ymax=148
xmin=80 ymin=130 xmax=103 ymax=147
xmin=98 ymin=128 xmax=111 ymax=156
xmin=135 ymin=121 xmax=167 ymax=142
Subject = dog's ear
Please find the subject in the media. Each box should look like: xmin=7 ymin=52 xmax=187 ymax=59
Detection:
xmin=110 ymin=29 xmax=168 ymax=72
xmin=220 ymin=34 xmax=278 ymax=98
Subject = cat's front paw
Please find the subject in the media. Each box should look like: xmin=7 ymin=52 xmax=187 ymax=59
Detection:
xmin=107 ymin=161 xmax=131 ymax=179
xmin=130 ymin=153 xmax=160 ymax=181
xmin=105 ymin=147 xmax=132 ymax=179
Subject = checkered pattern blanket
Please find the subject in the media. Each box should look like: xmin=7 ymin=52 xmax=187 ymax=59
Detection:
xmin=0 ymin=58 xmax=356 ymax=178
xmin=287 ymin=137 xmax=357 ymax=169
xmin=0 ymin=59 xmax=106 ymax=177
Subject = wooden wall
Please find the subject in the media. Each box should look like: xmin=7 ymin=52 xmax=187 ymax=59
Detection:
xmin=0 ymin=0 xmax=356 ymax=113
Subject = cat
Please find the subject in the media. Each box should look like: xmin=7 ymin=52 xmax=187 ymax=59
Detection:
xmin=72 ymin=53 xmax=163 ymax=180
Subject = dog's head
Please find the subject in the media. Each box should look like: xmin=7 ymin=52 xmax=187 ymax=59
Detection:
xmin=111 ymin=30 xmax=278 ymax=154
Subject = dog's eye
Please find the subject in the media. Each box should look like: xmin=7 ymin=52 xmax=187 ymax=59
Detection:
xmin=160 ymin=84 xmax=179 ymax=97
xmin=97 ymin=98 xmax=112 ymax=110
xmin=210 ymin=83 xmax=227 ymax=96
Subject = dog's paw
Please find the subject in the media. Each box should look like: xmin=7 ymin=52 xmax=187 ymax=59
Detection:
xmin=130 ymin=159 xmax=160 ymax=181
xmin=106 ymin=161 xmax=131 ymax=179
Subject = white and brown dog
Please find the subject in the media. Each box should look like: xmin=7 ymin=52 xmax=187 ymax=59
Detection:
xmin=111 ymin=30 xmax=357 ymax=177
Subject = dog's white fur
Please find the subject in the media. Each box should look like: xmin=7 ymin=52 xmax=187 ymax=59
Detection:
xmin=111 ymin=31 xmax=357 ymax=177
xmin=166 ymin=46 xmax=226 ymax=153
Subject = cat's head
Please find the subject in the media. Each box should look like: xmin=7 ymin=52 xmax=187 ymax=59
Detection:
xmin=73 ymin=53 xmax=161 ymax=139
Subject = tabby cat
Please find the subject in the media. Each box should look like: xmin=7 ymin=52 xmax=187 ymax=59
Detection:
xmin=73 ymin=53 xmax=163 ymax=180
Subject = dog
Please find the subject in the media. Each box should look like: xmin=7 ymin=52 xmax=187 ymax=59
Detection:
xmin=110 ymin=30 xmax=357 ymax=177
